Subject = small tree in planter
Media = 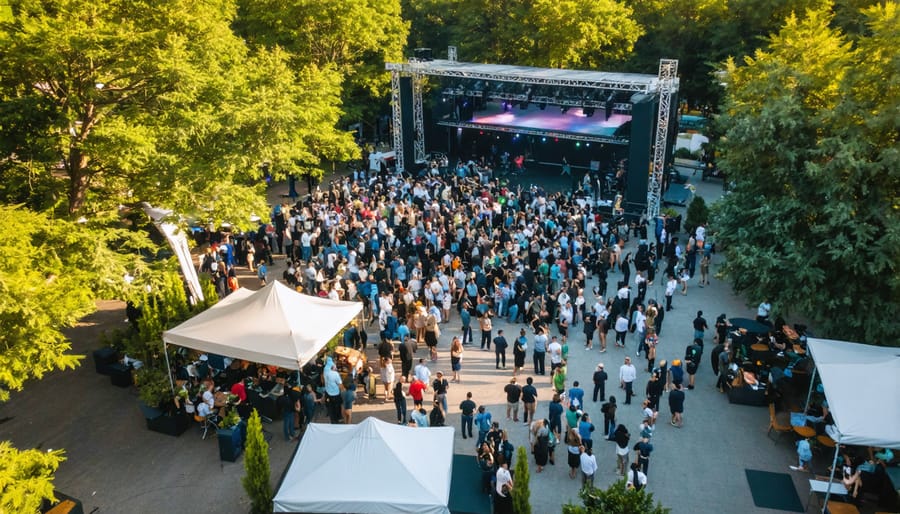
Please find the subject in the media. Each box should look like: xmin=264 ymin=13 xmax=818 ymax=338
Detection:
xmin=242 ymin=409 xmax=272 ymax=514
xmin=684 ymin=196 xmax=710 ymax=236
xmin=562 ymin=479 xmax=670 ymax=514
xmin=512 ymin=446 xmax=531 ymax=514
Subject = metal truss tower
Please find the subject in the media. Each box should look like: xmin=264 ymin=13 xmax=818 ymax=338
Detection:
xmin=647 ymin=59 xmax=678 ymax=220
xmin=389 ymin=70 xmax=405 ymax=173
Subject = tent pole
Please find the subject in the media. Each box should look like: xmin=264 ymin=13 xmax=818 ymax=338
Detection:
xmin=803 ymin=365 xmax=817 ymax=412
xmin=163 ymin=341 xmax=175 ymax=393
xmin=821 ymin=441 xmax=841 ymax=513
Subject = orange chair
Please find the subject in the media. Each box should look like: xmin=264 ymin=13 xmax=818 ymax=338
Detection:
xmin=194 ymin=413 xmax=219 ymax=440
xmin=767 ymin=403 xmax=792 ymax=443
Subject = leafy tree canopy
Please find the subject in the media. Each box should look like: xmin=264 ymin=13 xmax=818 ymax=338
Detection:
xmin=713 ymin=3 xmax=900 ymax=345
xmin=0 ymin=442 xmax=65 ymax=514
xmin=0 ymin=0 xmax=357 ymax=228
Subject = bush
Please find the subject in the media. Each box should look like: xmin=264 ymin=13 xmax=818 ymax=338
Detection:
xmin=562 ymin=479 xmax=670 ymax=514
xmin=242 ymin=410 xmax=272 ymax=514
xmin=684 ymin=196 xmax=710 ymax=236
xmin=673 ymin=147 xmax=696 ymax=159
xmin=512 ymin=446 xmax=531 ymax=514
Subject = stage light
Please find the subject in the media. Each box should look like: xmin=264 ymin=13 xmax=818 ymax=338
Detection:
xmin=586 ymin=143 xmax=590 ymax=147
xmin=479 ymin=131 xmax=484 ymax=135
xmin=541 ymin=137 xmax=547 ymax=142
xmin=576 ymin=142 xmax=581 ymax=148
xmin=554 ymin=138 xmax=558 ymax=142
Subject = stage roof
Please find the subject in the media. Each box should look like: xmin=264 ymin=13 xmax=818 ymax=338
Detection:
xmin=386 ymin=59 xmax=669 ymax=93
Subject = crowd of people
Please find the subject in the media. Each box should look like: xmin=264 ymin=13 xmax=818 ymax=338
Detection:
xmin=191 ymin=155 xmax=779 ymax=507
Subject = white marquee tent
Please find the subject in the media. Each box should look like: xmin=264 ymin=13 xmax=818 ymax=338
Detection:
xmin=163 ymin=281 xmax=362 ymax=370
xmin=273 ymin=417 xmax=455 ymax=514
xmin=804 ymin=338 xmax=900 ymax=510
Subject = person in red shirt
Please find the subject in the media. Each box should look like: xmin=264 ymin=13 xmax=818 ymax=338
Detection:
xmin=229 ymin=380 xmax=247 ymax=403
xmin=408 ymin=378 xmax=427 ymax=408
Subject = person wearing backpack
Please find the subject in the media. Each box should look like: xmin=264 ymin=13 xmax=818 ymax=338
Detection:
xmin=684 ymin=338 xmax=703 ymax=390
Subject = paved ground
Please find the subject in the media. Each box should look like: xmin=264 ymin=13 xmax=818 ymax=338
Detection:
xmin=0 ymin=170 xmax=841 ymax=514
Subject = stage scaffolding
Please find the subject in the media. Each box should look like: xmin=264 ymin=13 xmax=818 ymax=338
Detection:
xmin=386 ymin=53 xmax=679 ymax=217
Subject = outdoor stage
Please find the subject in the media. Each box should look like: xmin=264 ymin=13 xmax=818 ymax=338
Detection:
xmin=460 ymin=101 xmax=631 ymax=140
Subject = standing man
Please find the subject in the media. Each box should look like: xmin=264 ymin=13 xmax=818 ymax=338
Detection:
xmin=684 ymin=339 xmax=703 ymax=390
xmin=408 ymin=375 xmax=427 ymax=410
xmin=494 ymin=329 xmax=509 ymax=369
xmin=592 ymin=363 xmax=608 ymax=402
xmin=692 ymin=310 xmax=708 ymax=345
xmin=323 ymin=362 xmax=343 ymax=424
xmin=619 ymin=357 xmax=637 ymax=405
xmin=521 ymin=377 xmax=538 ymax=425
xmin=756 ymin=299 xmax=772 ymax=325
xmin=533 ymin=327 xmax=548 ymax=375
xmin=568 ymin=381 xmax=585 ymax=409
xmin=668 ymin=382 xmax=685 ymax=427
xmin=475 ymin=405 xmax=493 ymax=448
xmin=414 ymin=358 xmax=431 ymax=385
xmin=548 ymin=335 xmax=563 ymax=373
xmin=398 ymin=337 xmax=417 ymax=380
xmin=665 ymin=274 xmax=677 ymax=311
xmin=504 ymin=377 xmax=522 ymax=422
xmin=634 ymin=435 xmax=654 ymax=474
xmin=432 ymin=371 xmax=449 ymax=412
xmin=459 ymin=392 xmax=476 ymax=439
xmin=460 ymin=301 xmax=473 ymax=346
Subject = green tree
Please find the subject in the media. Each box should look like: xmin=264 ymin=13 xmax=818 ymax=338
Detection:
xmin=0 ymin=0 xmax=357 ymax=226
xmin=713 ymin=4 xmax=900 ymax=344
xmin=684 ymin=196 xmax=710 ymax=235
xmin=0 ymin=204 xmax=154 ymax=511
xmin=562 ymin=478 xmax=670 ymax=514
xmin=0 ymin=442 xmax=65 ymax=514
xmin=242 ymin=409 xmax=272 ymax=514
xmin=512 ymin=446 xmax=531 ymax=514
xmin=452 ymin=0 xmax=642 ymax=68
xmin=236 ymin=0 xmax=408 ymax=124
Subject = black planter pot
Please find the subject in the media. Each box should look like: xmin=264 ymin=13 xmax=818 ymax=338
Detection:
xmin=139 ymin=401 xmax=189 ymax=437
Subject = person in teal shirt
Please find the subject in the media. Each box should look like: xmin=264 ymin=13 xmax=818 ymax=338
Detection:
xmin=460 ymin=307 xmax=472 ymax=345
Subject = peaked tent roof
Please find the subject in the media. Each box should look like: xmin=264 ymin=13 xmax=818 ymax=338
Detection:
xmin=806 ymin=338 xmax=900 ymax=448
xmin=163 ymin=281 xmax=362 ymax=369
xmin=273 ymin=417 xmax=454 ymax=514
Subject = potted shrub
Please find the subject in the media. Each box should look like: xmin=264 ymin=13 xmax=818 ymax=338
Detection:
xmin=217 ymin=410 xmax=246 ymax=462
xmin=136 ymin=367 xmax=189 ymax=436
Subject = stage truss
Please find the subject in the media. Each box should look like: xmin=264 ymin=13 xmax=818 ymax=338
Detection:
xmin=386 ymin=55 xmax=679 ymax=217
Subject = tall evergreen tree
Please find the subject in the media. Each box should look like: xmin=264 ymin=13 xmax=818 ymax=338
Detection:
xmin=242 ymin=409 xmax=273 ymax=514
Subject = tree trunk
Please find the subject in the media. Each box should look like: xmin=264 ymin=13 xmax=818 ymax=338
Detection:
xmin=66 ymin=148 xmax=90 ymax=215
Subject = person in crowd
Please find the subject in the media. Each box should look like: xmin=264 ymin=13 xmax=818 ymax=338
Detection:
xmin=533 ymin=327 xmax=548 ymax=375
xmin=566 ymin=428 xmax=583 ymax=479
xmin=619 ymin=357 xmax=637 ymax=405
xmin=580 ymin=446 xmax=598 ymax=488
xmin=512 ymin=329 xmax=528 ymax=376
xmin=626 ymin=462 xmax=648 ymax=491
xmin=459 ymin=392 xmax=476 ymax=439
xmin=494 ymin=329 xmax=509 ymax=369
xmin=613 ymin=424 xmax=631 ymax=476
xmin=475 ymin=405 xmax=493 ymax=448
xmin=668 ymin=382 xmax=685 ymax=428
xmin=393 ymin=376 xmax=408 ymax=425
xmin=592 ymin=363 xmax=608 ymax=402
xmin=522 ymin=377 xmax=538 ymax=425
xmin=789 ymin=437 xmax=813 ymax=472
xmin=504 ymin=377 xmax=522 ymax=422
xmin=449 ymin=336 xmax=463 ymax=383
xmin=432 ymin=370 xmax=449 ymax=412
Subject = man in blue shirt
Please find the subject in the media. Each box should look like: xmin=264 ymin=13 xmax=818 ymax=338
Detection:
xmin=568 ymin=381 xmax=585 ymax=409
xmin=323 ymin=361 xmax=343 ymax=424
xmin=475 ymin=405 xmax=493 ymax=448
xmin=533 ymin=328 xmax=548 ymax=375
xmin=460 ymin=306 xmax=472 ymax=345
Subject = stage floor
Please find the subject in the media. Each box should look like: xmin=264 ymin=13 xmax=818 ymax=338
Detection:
xmin=468 ymin=102 xmax=630 ymax=138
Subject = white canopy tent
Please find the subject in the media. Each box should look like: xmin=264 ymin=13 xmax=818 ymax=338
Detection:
xmin=273 ymin=417 xmax=455 ymax=514
xmin=803 ymin=338 xmax=900 ymax=511
xmin=163 ymin=281 xmax=362 ymax=370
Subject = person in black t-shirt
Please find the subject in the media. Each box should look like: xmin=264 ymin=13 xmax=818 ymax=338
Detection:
xmin=504 ymin=377 xmax=522 ymax=422
xmin=521 ymin=377 xmax=537 ymax=424
xmin=592 ymin=363 xmax=608 ymax=402
xmin=459 ymin=392 xmax=476 ymax=439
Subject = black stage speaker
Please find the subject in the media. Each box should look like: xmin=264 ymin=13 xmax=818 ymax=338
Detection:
xmin=399 ymin=76 xmax=416 ymax=170
xmin=625 ymin=94 xmax=657 ymax=218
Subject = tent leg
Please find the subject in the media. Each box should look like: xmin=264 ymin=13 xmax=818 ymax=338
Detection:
xmin=821 ymin=442 xmax=841 ymax=513
xmin=803 ymin=365 xmax=817 ymax=412
xmin=163 ymin=341 xmax=175 ymax=393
